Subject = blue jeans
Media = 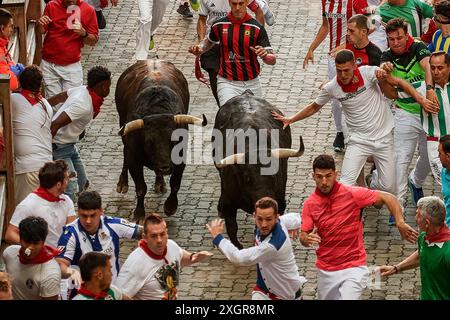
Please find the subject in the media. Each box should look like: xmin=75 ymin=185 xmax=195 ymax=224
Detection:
xmin=52 ymin=143 xmax=88 ymax=201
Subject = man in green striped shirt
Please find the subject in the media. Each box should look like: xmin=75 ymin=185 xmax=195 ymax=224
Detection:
xmin=377 ymin=0 xmax=433 ymax=37
xmin=396 ymin=51 xmax=450 ymax=185
xmin=380 ymin=18 xmax=436 ymax=211
xmin=380 ymin=196 xmax=450 ymax=300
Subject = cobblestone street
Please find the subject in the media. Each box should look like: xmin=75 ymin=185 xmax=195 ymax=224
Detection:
xmin=77 ymin=0 xmax=440 ymax=299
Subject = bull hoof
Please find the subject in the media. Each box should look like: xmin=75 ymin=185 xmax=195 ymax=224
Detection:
xmin=133 ymin=207 xmax=145 ymax=221
xmin=116 ymin=184 xmax=129 ymax=194
xmin=154 ymin=182 xmax=167 ymax=194
xmin=164 ymin=197 xmax=178 ymax=216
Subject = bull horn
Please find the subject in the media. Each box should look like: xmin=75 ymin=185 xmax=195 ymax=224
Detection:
xmin=174 ymin=114 xmax=207 ymax=126
xmin=215 ymin=153 xmax=245 ymax=168
xmin=118 ymin=119 xmax=144 ymax=136
xmin=271 ymin=136 xmax=305 ymax=158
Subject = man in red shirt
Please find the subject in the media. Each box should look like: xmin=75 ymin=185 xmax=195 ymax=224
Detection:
xmin=0 ymin=9 xmax=24 ymax=91
xmin=38 ymin=0 xmax=98 ymax=103
xmin=188 ymin=0 xmax=276 ymax=106
xmin=300 ymin=154 xmax=418 ymax=300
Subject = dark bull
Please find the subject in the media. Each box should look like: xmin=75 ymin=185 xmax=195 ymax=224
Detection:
xmin=213 ymin=91 xmax=304 ymax=249
xmin=115 ymin=59 xmax=206 ymax=219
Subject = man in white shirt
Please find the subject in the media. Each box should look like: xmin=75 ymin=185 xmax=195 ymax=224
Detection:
xmin=49 ymin=66 xmax=111 ymax=201
xmin=5 ymin=160 xmax=76 ymax=248
xmin=57 ymin=191 xmax=141 ymax=299
xmin=206 ymin=197 xmax=306 ymax=300
xmin=3 ymin=216 xmax=61 ymax=300
xmin=12 ymin=65 xmax=53 ymax=205
xmin=273 ymin=49 xmax=432 ymax=196
xmin=115 ymin=213 xmax=212 ymax=300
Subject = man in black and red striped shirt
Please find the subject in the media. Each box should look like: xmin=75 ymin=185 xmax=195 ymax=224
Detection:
xmin=345 ymin=14 xmax=382 ymax=67
xmin=189 ymin=0 xmax=276 ymax=106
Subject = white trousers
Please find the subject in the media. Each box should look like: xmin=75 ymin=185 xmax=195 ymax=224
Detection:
xmin=328 ymin=56 xmax=343 ymax=133
xmin=217 ymin=75 xmax=262 ymax=106
xmin=317 ymin=266 xmax=369 ymax=300
xmin=394 ymin=108 xmax=430 ymax=202
xmin=136 ymin=0 xmax=170 ymax=60
xmin=41 ymin=59 xmax=83 ymax=101
xmin=427 ymin=139 xmax=442 ymax=185
xmin=340 ymin=132 xmax=396 ymax=193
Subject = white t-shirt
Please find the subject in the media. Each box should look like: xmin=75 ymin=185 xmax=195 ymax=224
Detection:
xmin=114 ymin=239 xmax=183 ymax=300
xmin=11 ymin=93 xmax=53 ymax=174
xmin=369 ymin=14 xmax=387 ymax=52
xmin=52 ymin=86 xmax=93 ymax=144
xmin=199 ymin=0 xmax=230 ymax=34
xmin=10 ymin=193 xmax=76 ymax=247
xmin=315 ymin=65 xmax=394 ymax=140
xmin=3 ymin=245 xmax=61 ymax=300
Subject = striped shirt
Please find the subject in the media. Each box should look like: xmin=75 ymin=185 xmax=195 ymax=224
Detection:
xmin=322 ymin=0 xmax=369 ymax=51
xmin=428 ymin=29 xmax=450 ymax=54
xmin=208 ymin=12 xmax=272 ymax=81
xmin=381 ymin=39 xmax=430 ymax=114
xmin=301 ymin=182 xmax=379 ymax=271
xmin=377 ymin=0 xmax=433 ymax=37
xmin=345 ymin=41 xmax=382 ymax=66
xmin=397 ymin=81 xmax=450 ymax=138
xmin=57 ymin=215 xmax=138 ymax=279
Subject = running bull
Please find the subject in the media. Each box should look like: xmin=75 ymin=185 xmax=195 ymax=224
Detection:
xmin=116 ymin=60 xmax=207 ymax=219
xmin=213 ymin=91 xmax=304 ymax=249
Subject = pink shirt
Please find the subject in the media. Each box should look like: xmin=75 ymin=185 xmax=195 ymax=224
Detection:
xmin=301 ymin=182 xmax=378 ymax=271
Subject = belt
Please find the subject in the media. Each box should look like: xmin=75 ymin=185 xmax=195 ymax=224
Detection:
xmin=427 ymin=136 xmax=439 ymax=142
xmin=253 ymin=285 xmax=281 ymax=300
xmin=253 ymin=285 xmax=302 ymax=300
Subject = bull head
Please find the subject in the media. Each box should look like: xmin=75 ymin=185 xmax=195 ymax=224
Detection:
xmin=118 ymin=114 xmax=207 ymax=136
xmin=215 ymin=136 xmax=305 ymax=168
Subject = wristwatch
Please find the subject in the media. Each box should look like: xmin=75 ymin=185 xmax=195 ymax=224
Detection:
xmin=426 ymin=84 xmax=434 ymax=90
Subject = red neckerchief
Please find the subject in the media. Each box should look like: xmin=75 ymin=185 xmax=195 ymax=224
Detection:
xmin=227 ymin=12 xmax=253 ymax=24
xmin=58 ymin=0 xmax=81 ymax=6
xmin=424 ymin=225 xmax=450 ymax=243
xmin=314 ymin=181 xmax=341 ymax=197
xmin=195 ymin=57 xmax=210 ymax=87
xmin=77 ymin=284 xmax=109 ymax=300
xmin=139 ymin=239 xmax=168 ymax=263
xmin=33 ymin=187 xmax=65 ymax=202
xmin=100 ymin=0 xmax=109 ymax=8
xmin=20 ymin=89 xmax=43 ymax=106
xmin=87 ymin=87 xmax=104 ymax=119
xmin=405 ymin=34 xmax=415 ymax=53
xmin=337 ymin=66 xmax=364 ymax=93
xmin=19 ymin=245 xmax=60 ymax=265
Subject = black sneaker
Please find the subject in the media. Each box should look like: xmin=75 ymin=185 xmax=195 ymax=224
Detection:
xmin=333 ymin=132 xmax=345 ymax=152
xmin=177 ymin=3 xmax=193 ymax=17
xmin=96 ymin=9 xmax=106 ymax=29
